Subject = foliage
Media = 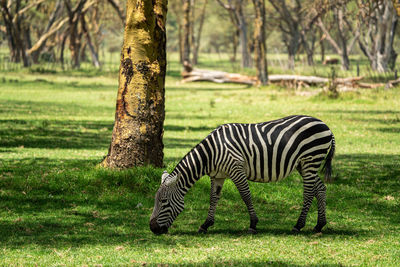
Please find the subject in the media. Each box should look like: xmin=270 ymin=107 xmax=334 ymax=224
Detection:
xmin=0 ymin=56 xmax=400 ymax=265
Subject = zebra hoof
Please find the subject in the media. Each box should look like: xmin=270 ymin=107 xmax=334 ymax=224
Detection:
xmin=313 ymin=226 xmax=323 ymax=233
xmin=291 ymin=227 xmax=301 ymax=234
xmin=198 ymin=227 xmax=207 ymax=234
xmin=247 ymin=228 xmax=257 ymax=234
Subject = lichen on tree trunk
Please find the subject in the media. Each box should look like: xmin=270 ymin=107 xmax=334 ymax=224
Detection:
xmin=101 ymin=0 xmax=167 ymax=168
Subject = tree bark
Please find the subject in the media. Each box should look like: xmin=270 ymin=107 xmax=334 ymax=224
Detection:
xmin=252 ymin=0 xmax=268 ymax=84
xmin=101 ymin=0 xmax=167 ymax=169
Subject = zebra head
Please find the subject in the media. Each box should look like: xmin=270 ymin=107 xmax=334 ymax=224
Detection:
xmin=150 ymin=171 xmax=184 ymax=235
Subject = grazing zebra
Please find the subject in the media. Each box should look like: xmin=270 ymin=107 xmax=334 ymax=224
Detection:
xmin=150 ymin=115 xmax=335 ymax=235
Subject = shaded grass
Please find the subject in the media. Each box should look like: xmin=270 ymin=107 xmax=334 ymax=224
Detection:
xmin=0 ymin=65 xmax=400 ymax=265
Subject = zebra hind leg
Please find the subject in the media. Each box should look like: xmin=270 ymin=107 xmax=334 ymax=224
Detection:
xmin=313 ymin=177 xmax=327 ymax=233
xmin=198 ymin=178 xmax=225 ymax=234
xmin=230 ymin=171 xmax=258 ymax=234
xmin=292 ymin=170 xmax=318 ymax=233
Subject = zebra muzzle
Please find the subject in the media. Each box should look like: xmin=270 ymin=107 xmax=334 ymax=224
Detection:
xmin=150 ymin=218 xmax=168 ymax=235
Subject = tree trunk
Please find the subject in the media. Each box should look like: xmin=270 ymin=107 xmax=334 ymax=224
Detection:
xmin=65 ymin=0 xmax=87 ymax=69
xmin=287 ymin=31 xmax=300 ymax=70
xmin=236 ymin=2 xmax=252 ymax=68
xmin=182 ymin=0 xmax=191 ymax=68
xmin=192 ymin=0 xmax=207 ymax=65
xmin=101 ymin=0 xmax=167 ymax=168
xmin=189 ymin=0 xmax=196 ymax=64
xmin=252 ymin=0 xmax=268 ymax=84
xmin=320 ymin=30 xmax=325 ymax=63
xmin=340 ymin=52 xmax=350 ymax=70
xmin=31 ymin=0 xmax=64 ymax=63
xmin=60 ymin=33 xmax=68 ymax=69
xmin=358 ymin=0 xmax=398 ymax=72
xmin=81 ymin=13 xmax=100 ymax=68
xmin=231 ymin=31 xmax=238 ymax=62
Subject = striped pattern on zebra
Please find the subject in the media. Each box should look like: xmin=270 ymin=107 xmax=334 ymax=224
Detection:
xmin=150 ymin=115 xmax=335 ymax=235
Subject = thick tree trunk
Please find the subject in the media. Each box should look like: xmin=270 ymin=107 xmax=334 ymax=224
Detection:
xmin=101 ymin=0 xmax=167 ymax=168
xmin=252 ymin=0 xmax=268 ymax=84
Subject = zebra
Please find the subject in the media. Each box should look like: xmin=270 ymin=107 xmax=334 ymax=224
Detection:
xmin=150 ymin=115 xmax=335 ymax=235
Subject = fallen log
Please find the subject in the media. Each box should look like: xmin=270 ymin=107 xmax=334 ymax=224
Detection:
xmin=268 ymin=74 xmax=328 ymax=84
xmin=181 ymin=66 xmax=400 ymax=89
xmin=181 ymin=69 xmax=257 ymax=85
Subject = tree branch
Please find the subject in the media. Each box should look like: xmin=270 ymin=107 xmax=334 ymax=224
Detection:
xmin=316 ymin=17 xmax=342 ymax=54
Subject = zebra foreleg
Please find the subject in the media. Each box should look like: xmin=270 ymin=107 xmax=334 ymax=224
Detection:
xmin=231 ymin=172 xmax=258 ymax=234
xmin=198 ymin=178 xmax=225 ymax=233
xmin=313 ymin=178 xmax=327 ymax=233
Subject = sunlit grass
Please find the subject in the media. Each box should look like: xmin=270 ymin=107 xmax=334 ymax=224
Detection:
xmin=0 ymin=58 xmax=400 ymax=265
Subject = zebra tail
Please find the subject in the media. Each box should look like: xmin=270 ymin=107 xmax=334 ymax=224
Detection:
xmin=322 ymin=134 xmax=335 ymax=183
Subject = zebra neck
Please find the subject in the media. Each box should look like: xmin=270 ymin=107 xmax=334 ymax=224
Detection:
xmin=172 ymin=146 xmax=210 ymax=194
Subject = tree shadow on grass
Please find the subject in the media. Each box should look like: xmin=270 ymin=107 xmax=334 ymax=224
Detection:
xmin=0 ymin=119 xmax=113 ymax=149
xmin=0 ymin=118 xmax=203 ymax=151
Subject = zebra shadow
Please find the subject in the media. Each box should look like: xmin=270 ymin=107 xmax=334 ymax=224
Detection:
xmin=170 ymin=226 xmax=364 ymax=237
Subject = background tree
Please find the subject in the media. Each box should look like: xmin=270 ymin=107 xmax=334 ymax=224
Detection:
xmin=0 ymin=0 xmax=46 ymax=66
xmin=357 ymin=0 xmax=398 ymax=72
xmin=316 ymin=0 xmax=359 ymax=70
xmin=191 ymin=0 xmax=208 ymax=65
xmin=182 ymin=0 xmax=191 ymax=69
xmin=101 ymin=0 xmax=167 ymax=168
xmin=216 ymin=0 xmax=252 ymax=68
xmin=268 ymin=0 xmax=321 ymax=69
xmin=252 ymin=0 xmax=268 ymax=84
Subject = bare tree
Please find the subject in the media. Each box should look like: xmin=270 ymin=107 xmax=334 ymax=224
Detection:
xmin=101 ymin=0 xmax=167 ymax=168
xmin=357 ymin=0 xmax=398 ymax=72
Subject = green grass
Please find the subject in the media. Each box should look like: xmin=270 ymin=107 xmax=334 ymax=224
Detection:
xmin=0 ymin=58 xmax=400 ymax=266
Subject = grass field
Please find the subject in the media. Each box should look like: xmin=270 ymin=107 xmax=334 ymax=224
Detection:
xmin=0 ymin=58 xmax=400 ymax=266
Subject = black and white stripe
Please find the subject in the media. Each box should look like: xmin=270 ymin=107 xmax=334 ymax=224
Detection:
xmin=150 ymin=115 xmax=335 ymax=234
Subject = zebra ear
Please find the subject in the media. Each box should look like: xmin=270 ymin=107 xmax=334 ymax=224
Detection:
xmin=164 ymin=172 xmax=181 ymax=187
xmin=161 ymin=171 xmax=169 ymax=184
